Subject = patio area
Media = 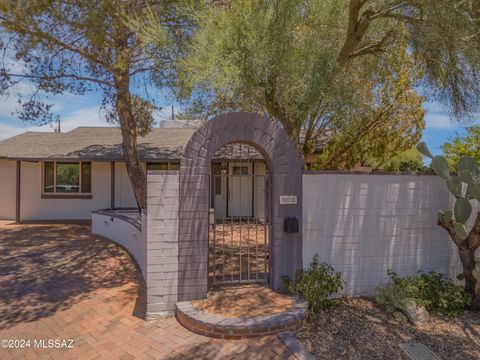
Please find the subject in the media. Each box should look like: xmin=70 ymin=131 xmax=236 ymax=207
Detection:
xmin=0 ymin=222 xmax=295 ymax=359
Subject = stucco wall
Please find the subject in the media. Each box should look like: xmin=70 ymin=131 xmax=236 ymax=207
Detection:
xmin=302 ymin=173 xmax=462 ymax=295
xmin=1 ymin=160 xmax=138 ymax=221
xmin=0 ymin=159 xmax=16 ymax=220
xmin=115 ymin=162 xmax=137 ymax=208
xmin=91 ymin=211 xmax=146 ymax=278
xmin=20 ymin=161 xmax=111 ymax=220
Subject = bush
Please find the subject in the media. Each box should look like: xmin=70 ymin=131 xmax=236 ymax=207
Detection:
xmin=373 ymin=283 xmax=407 ymax=314
xmin=283 ymin=254 xmax=343 ymax=313
xmin=383 ymin=159 xmax=426 ymax=172
xmin=375 ymin=270 xmax=471 ymax=316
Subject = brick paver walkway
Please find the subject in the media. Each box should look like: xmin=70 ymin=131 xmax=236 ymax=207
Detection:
xmin=0 ymin=222 xmax=295 ymax=360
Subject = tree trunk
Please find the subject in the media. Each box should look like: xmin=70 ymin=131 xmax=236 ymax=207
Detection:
xmin=337 ymin=0 xmax=370 ymax=66
xmin=439 ymin=217 xmax=480 ymax=310
xmin=114 ymin=72 xmax=147 ymax=210
xmin=459 ymin=248 xmax=480 ymax=309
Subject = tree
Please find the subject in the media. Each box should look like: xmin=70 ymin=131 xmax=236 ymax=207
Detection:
xmin=0 ymin=1 xmax=187 ymax=209
xmin=143 ymin=0 xmax=479 ymax=162
xmin=313 ymin=54 xmax=425 ymax=169
xmin=381 ymin=148 xmax=425 ymax=172
xmin=418 ymin=142 xmax=480 ymax=309
xmin=442 ymin=127 xmax=480 ymax=170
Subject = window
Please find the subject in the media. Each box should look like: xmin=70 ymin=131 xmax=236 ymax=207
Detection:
xmin=232 ymin=166 xmax=249 ymax=176
xmin=146 ymin=162 xmax=180 ymax=171
xmin=43 ymin=161 xmax=91 ymax=194
xmin=212 ymin=163 xmax=222 ymax=195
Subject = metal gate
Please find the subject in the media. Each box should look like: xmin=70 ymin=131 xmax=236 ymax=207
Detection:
xmin=208 ymin=162 xmax=270 ymax=287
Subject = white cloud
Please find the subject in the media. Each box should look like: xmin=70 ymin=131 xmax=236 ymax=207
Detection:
xmin=0 ymin=122 xmax=31 ymax=140
xmin=0 ymin=96 xmax=20 ymax=118
xmin=0 ymin=106 xmax=112 ymax=141
xmin=424 ymin=113 xmax=458 ymax=130
xmin=54 ymin=107 xmax=110 ymax=132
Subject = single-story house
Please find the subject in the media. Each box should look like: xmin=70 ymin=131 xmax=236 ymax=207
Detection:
xmin=0 ymin=121 xmax=278 ymax=222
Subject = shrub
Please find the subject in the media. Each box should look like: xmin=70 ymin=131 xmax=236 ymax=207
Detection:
xmin=283 ymin=254 xmax=343 ymax=313
xmin=373 ymin=283 xmax=407 ymax=314
xmin=375 ymin=270 xmax=471 ymax=316
xmin=383 ymin=159 xmax=426 ymax=172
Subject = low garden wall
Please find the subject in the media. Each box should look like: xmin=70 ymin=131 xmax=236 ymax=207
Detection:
xmin=91 ymin=209 xmax=147 ymax=278
xmin=302 ymin=172 xmax=463 ymax=295
xmin=92 ymin=173 xmax=180 ymax=319
xmin=95 ymin=170 xmax=472 ymax=318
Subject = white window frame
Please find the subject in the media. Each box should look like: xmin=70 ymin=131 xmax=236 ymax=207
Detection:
xmin=146 ymin=161 xmax=180 ymax=171
xmin=42 ymin=161 xmax=92 ymax=195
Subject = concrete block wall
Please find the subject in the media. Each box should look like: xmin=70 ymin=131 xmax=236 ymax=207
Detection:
xmin=302 ymin=173 xmax=463 ymax=295
xmin=146 ymin=171 xmax=179 ymax=317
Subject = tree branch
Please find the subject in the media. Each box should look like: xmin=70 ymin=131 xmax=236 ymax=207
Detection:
xmin=2 ymin=72 xmax=114 ymax=87
xmin=2 ymin=21 xmax=114 ymax=71
xmin=337 ymin=0 xmax=372 ymax=66
xmin=349 ymin=30 xmax=395 ymax=59
xmin=337 ymin=0 xmax=418 ymax=65
xmin=322 ymin=100 xmax=396 ymax=168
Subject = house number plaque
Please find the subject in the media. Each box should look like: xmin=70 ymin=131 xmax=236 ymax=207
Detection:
xmin=280 ymin=195 xmax=297 ymax=205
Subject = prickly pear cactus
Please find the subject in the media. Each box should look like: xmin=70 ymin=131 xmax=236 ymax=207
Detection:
xmin=417 ymin=142 xmax=480 ymax=240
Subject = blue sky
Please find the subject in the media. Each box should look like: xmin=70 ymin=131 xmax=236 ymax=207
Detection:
xmin=0 ymin=90 xmax=477 ymax=156
xmin=0 ymin=90 xmax=177 ymax=140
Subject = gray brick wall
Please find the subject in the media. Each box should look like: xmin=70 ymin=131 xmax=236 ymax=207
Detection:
xmin=302 ymin=173 xmax=464 ymax=295
xmin=179 ymin=112 xmax=304 ymax=300
xmin=146 ymin=171 xmax=179 ymax=317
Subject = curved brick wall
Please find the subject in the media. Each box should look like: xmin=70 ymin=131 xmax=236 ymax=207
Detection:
xmin=176 ymin=299 xmax=307 ymax=339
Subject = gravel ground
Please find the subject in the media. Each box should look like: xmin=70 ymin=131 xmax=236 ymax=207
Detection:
xmin=295 ymin=297 xmax=480 ymax=360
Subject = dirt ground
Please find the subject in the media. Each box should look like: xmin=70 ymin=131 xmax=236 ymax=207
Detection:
xmin=192 ymin=285 xmax=293 ymax=318
xmin=208 ymin=221 xmax=269 ymax=284
xmin=296 ymin=297 xmax=480 ymax=360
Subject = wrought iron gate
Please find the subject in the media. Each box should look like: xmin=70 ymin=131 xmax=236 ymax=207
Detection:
xmin=208 ymin=166 xmax=270 ymax=287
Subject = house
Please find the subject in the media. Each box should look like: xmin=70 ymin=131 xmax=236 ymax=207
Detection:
xmin=0 ymin=122 xmax=270 ymax=222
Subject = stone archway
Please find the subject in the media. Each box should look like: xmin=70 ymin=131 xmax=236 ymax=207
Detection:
xmin=178 ymin=112 xmax=303 ymax=301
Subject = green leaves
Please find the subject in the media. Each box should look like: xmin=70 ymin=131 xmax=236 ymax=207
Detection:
xmin=380 ymin=271 xmax=471 ymax=316
xmin=454 ymin=198 xmax=472 ymax=224
xmin=283 ymin=254 xmax=343 ymax=313
xmin=182 ymin=0 xmax=427 ymax=163
xmin=441 ymin=127 xmax=480 ymax=170
xmin=431 ymin=156 xmax=450 ymax=178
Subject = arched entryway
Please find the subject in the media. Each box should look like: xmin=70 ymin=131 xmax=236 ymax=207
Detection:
xmin=178 ymin=112 xmax=303 ymax=301
xmin=209 ymin=142 xmax=270 ymax=287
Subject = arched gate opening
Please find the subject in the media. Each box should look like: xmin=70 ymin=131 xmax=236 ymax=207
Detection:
xmin=209 ymin=142 xmax=270 ymax=287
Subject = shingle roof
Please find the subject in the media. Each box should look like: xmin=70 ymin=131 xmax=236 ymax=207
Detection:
xmin=0 ymin=127 xmax=196 ymax=161
xmin=213 ymin=143 xmax=263 ymax=160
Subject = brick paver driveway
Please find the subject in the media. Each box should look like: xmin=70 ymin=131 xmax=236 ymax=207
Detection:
xmin=0 ymin=222 xmax=294 ymax=360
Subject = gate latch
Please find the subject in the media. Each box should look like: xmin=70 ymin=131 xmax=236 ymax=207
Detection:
xmin=209 ymin=208 xmax=215 ymax=226
xmin=283 ymin=217 xmax=299 ymax=233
